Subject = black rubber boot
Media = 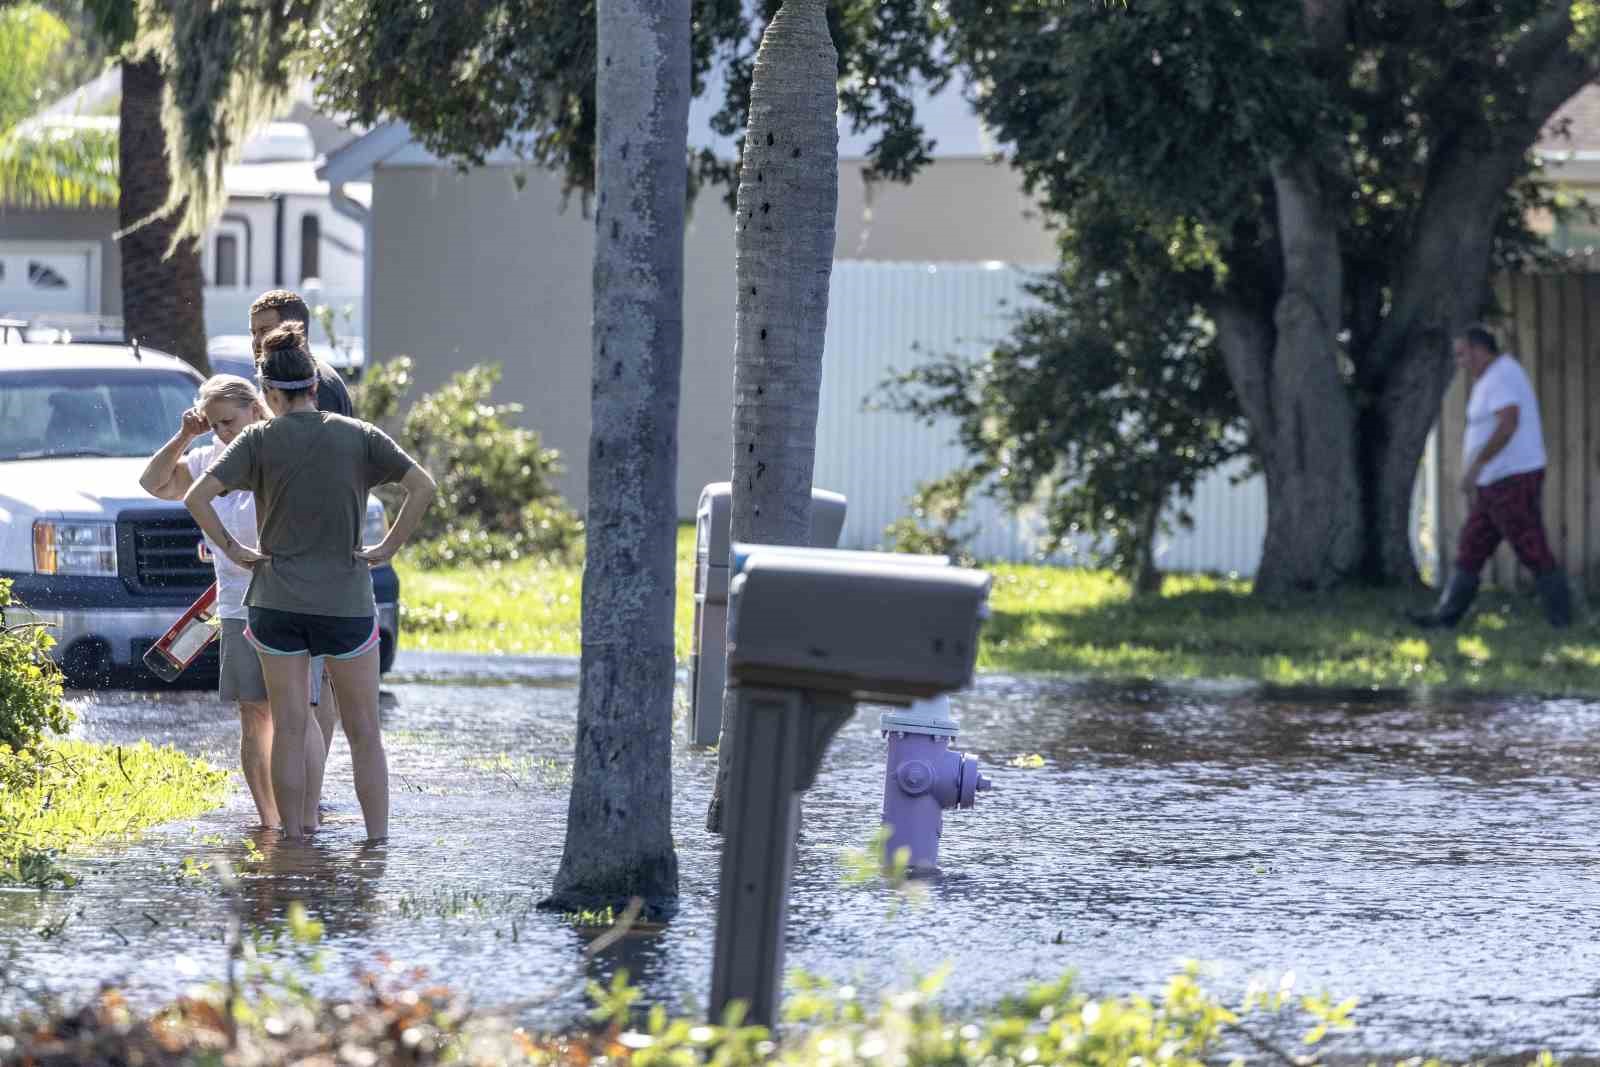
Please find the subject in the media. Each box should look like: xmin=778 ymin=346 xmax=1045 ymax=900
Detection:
xmin=1535 ymin=568 xmax=1572 ymax=629
xmin=1407 ymin=572 xmax=1480 ymax=629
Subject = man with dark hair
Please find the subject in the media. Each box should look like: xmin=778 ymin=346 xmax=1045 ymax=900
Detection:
xmin=248 ymin=289 xmax=355 ymax=418
xmin=1410 ymin=324 xmax=1571 ymax=629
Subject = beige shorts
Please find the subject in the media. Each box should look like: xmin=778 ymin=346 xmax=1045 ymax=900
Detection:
xmin=219 ymin=620 xmax=327 ymax=705
xmin=219 ymin=619 xmax=267 ymax=702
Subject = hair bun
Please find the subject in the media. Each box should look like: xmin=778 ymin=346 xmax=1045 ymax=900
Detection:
xmin=261 ymin=322 xmax=308 ymax=352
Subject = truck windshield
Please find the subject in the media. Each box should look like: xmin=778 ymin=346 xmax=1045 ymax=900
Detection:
xmin=0 ymin=368 xmax=200 ymax=462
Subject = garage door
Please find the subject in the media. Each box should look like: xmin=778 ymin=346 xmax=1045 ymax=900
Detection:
xmin=0 ymin=244 xmax=94 ymax=315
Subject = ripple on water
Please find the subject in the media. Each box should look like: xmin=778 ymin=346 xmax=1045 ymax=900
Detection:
xmin=5 ymin=661 xmax=1600 ymax=1060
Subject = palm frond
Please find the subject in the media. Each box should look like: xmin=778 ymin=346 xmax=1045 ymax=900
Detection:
xmin=131 ymin=0 xmax=317 ymax=244
xmin=0 ymin=120 xmax=118 ymax=210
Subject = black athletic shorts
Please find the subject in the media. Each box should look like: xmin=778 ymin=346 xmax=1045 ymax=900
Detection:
xmin=245 ymin=606 xmax=379 ymax=659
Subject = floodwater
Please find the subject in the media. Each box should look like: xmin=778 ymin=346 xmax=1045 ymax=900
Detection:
xmin=4 ymin=653 xmax=1600 ymax=1060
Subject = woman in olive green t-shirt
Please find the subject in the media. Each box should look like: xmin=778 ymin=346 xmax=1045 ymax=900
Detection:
xmin=186 ymin=325 xmax=436 ymax=843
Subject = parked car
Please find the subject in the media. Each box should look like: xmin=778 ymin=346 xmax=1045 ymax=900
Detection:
xmin=208 ymin=333 xmax=365 ymax=383
xmin=0 ymin=313 xmax=127 ymax=346
xmin=0 ymin=343 xmax=400 ymax=686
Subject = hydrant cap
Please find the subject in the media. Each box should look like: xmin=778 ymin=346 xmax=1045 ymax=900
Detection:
xmin=895 ymin=759 xmax=935 ymax=796
xmin=879 ymin=695 xmax=959 ymax=738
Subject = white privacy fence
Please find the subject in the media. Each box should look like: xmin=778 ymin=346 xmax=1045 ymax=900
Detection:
xmin=813 ymin=261 xmax=1437 ymax=578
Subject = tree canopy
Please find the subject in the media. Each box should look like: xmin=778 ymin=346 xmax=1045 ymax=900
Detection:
xmin=930 ymin=2 xmax=1600 ymax=591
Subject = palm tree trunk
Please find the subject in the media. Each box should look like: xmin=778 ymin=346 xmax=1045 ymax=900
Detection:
xmin=706 ymin=0 xmax=838 ymax=833
xmin=118 ymin=55 xmax=208 ymax=375
xmin=538 ymin=0 xmax=689 ymax=920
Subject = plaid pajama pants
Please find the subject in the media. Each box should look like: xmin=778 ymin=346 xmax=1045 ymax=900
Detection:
xmin=1454 ymin=468 xmax=1557 ymax=576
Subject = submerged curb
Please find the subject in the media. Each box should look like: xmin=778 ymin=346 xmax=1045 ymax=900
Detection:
xmin=387 ymin=650 xmax=581 ymax=686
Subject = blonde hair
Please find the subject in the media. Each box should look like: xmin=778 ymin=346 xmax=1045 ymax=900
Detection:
xmin=198 ymin=374 xmax=265 ymax=416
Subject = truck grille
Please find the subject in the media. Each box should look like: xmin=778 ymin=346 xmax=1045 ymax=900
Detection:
xmin=126 ymin=516 xmax=212 ymax=591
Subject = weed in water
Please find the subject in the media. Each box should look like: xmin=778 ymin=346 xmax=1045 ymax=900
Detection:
xmin=0 ymin=740 xmax=227 ymax=884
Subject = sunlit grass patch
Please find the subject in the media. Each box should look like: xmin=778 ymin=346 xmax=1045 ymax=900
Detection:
xmin=396 ymin=527 xmax=1600 ymax=696
xmin=0 ymin=740 xmax=228 ymax=883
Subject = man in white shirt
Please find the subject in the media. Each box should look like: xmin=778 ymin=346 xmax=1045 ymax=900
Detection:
xmin=1410 ymin=324 xmax=1570 ymax=629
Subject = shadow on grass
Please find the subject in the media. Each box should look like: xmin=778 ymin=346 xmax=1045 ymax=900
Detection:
xmin=979 ymin=575 xmax=1600 ymax=696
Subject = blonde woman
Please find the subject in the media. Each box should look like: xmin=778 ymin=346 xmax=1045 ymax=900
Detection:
xmin=186 ymin=326 xmax=435 ymax=843
xmin=141 ymin=375 xmax=329 ymax=833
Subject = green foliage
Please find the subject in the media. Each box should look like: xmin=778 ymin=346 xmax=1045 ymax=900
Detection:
xmin=884 ymin=472 xmax=980 ymax=567
xmin=0 ymin=578 xmax=70 ymax=751
xmin=0 ymin=959 xmax=1400 ymax=1066
xmin=880 ymin=228 xmax=1246 ymax=592
xmin=358 ymin=356 xmax=583 ymax=568
xmin=0 ymin=119 xmax=119 ymax=208
xmin=0 ymin=3 xmax=70 ymax=130
xmin=937 ymin=1 xmax=1582 ymax=376
xmin=128 ymin=0 xmax=314 ymax=241
xmin=0 ymin=738 xmax=227 ymax=881
xmin=145 ymin=0 xmax=944 ymax=218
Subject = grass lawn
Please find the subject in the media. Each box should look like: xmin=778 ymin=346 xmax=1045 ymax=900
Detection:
xmin=393 ymin=526 xmax=1600 ymax=696
xmin=1 ymin=740 xmax=229 ymax=885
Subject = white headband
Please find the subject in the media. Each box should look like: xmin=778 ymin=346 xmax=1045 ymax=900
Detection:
xmin=261 ymin=376 xmax=316 ymax=390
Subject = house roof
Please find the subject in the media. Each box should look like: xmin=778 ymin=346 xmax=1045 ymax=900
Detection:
xmin=319 ymin=74 xmax=996 ymax=182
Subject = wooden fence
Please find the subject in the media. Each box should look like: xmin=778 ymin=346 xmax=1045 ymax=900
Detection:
xmin=1435 ymin=272 xmax=1600 ymax=594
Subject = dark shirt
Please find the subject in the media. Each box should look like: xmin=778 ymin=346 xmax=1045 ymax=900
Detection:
xmin=315 ymin=358 xmax=355 ymax=418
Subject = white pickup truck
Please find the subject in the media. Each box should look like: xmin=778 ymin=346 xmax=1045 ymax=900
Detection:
xmin=0 ymin=343 xmax=400 ymax=686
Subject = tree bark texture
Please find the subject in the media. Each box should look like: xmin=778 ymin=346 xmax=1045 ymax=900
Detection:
xmin=540 ymin=0 xmax=688 ymax=919
xmin=118 ymin=56 xmax=208 ymax=376
xmin=706 ymin=0 xmax=838 ymax=833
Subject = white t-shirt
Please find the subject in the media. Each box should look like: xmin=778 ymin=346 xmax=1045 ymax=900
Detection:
xmin=1463 ymin=353 xmax=1546 ymax=486
xmin=184 ymin=443 xmax=259 ymax=619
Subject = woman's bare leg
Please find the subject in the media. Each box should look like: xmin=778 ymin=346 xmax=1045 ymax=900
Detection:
xmin=237 ymin=699 xmax=279 ymax=828
xmin=306 ymin=658 xmax=337 ymax=828
xmin=313 ymin=658 xmax=338 ymax=758
xmin=325 ymin=647 xmax=387 ymax=842
xmin=257 ymin=651 xmax=313 ymax=841
xmin=301 ymin=712 xmax=326 ymax=834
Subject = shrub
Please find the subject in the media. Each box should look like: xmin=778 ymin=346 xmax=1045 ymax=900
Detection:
xmin=0 ymin=960 xmax=1385 ymax=1067
xmin=355 ymin=357 xmax=584 ymax=568
xmin=884 ymin=472 xmax=980 ymax=567
xmin=0 ymin=577 xmax=69 ymax=751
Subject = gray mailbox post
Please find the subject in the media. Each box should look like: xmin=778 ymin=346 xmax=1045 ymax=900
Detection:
xmin=708 ymin=544 xmax=991 ymax=1027
xmin=688 ymin=483 xmax=848 ymax=746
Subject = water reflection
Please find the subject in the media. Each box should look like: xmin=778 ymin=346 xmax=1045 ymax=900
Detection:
xmin=3 ymin=657 xmax=1599 ymax=1059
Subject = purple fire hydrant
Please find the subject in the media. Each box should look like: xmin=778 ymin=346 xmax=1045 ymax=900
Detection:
xmin=880 ymin=695 xmax=991 ymax=873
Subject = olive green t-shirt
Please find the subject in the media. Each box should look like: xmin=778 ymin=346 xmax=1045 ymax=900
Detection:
xmin=207 ymin=411 xmax=416 ymax=617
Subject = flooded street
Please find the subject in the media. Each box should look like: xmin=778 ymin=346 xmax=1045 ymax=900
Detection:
xmin=5 ymin=653 xmax=1600 ymax=1060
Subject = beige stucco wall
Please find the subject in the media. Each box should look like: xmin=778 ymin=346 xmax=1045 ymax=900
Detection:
xmin=369 ymin=156 xmax=1052 ymax=518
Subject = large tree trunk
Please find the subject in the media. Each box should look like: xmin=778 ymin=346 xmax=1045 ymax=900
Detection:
xmin=705 ymin=0 xmax=838 ymax=833
xmin=118 ymin=56 xmax=208 ymax=376
xmin=539 ymin=0 xmax=688 ymax=920
xmin=1213 ymin=163 xmax=1363 ymax=595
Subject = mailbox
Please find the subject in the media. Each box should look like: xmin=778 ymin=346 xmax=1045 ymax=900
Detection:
xmin=724 ymin=549 xmax=989 ymax=703
xmin=709 ymin=545 xmax=992 ymax=1028
xmin=687 ymin=482 xmax=847 ymax=745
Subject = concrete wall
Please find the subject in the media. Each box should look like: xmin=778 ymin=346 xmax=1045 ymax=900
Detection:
xmin=834 ymin=158 xmax=1057 ymax=263
xmin=0 ymin=208 xmax=121 ymax=314
xmin=369 ymin=156 xmax=1054 ymax=518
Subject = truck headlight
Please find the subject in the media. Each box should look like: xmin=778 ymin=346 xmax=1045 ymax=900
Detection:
xmin=363 ymin=497 xmax=388 ymax=549
xmin=33 ymin=520 xmax=117 ymax=576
